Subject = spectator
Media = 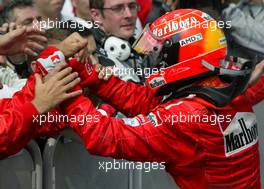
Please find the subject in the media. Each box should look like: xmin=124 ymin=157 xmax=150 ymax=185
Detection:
xmin=90 ymin=0 xmax=138 ymax=40
xmin=0 ymin=22 xmax=46 ymax=96
xmin=222 ymin=0 xmax=264 ymax=62
xmin=68 ymin=0 xmax=96 ymax=51
xmin=71 ymin=0 xmax=91 ymax=21
xmin=33 ymin=0 xmax=70 ymax=22
xmin=90 ymin=0 xmax=153 ymax=84
xmin=0 ymin=27 xmax=83 ymax=159
xmin=2 ymin=0 xmax=41 ymax=26
xmin=1 ymin=0 xmax=43 ymax=78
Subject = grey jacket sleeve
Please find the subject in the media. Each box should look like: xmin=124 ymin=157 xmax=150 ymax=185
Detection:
xmin=222 ymin=3 xmax=264 ymax=54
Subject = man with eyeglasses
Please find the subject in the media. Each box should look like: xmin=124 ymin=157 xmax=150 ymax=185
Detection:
xmin=90 ymin=0 xmax=139 ymax=41
xmin=89 ymin=0 xmax=151 ymax=84
xmin=87 ymin=0 xmax=152 ymax=122
xmin=0 ymin=0 xmax=43 ymax=82
xmin=0 ymin=0 xmax=46 ymax=100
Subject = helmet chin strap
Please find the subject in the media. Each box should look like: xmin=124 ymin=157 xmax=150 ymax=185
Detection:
xmin=162 ymin=60 xmax=255 ymax=107
xmin=201 ymin=60 xmax=252 ymax=76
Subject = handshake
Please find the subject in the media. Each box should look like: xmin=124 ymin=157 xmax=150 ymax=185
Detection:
xmin=32 ymin=32 xmax=113 ymax=82
xmin=31 ymin=32 xmax=113 ymax=114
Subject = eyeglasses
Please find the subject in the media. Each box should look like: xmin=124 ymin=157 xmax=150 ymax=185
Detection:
xmin=99 ymin=2 xmax=140 ymax=14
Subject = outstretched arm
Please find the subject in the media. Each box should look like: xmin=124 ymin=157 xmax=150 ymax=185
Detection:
xmin=31 ymin=32 xmax=162 ymax=116
xmin=68 ymin=59 xmax=162 ymax=117
xmin=63 ymin=94 xmax=177 ymax=163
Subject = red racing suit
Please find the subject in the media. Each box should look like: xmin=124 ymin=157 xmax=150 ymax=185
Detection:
xmin=63 ymin=59 xmax=264 ymax=189
xmin=0 ymin=48 xmax=68 ymax=160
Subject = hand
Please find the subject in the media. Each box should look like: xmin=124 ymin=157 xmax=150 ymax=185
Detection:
xmin=75 ymin=35 xmax=96 ymax=62
xmin=97 ymin=66 xmax=113 ymax=81
xmin=56 ymin=32 xmax=88 ymax=58
xmin=32 ymin=63 xmax=82 ymax=114
xmin=89 ymin=55 xmax=113 ymax=80
xmin=248 ymin=60 xmax=264 ymax=86
xmin=0 ymin=22 xmax=17 ymax=33
xmin=0 ymin=24 xmax=47 ymax=56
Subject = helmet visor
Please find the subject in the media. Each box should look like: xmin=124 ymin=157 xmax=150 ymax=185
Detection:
xmin=132 ymin=24 xmax=164 ymax=58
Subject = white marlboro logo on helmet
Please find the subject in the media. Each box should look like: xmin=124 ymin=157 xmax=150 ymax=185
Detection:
xmin=152 ymin=16 xmax=200 ymax=37
xmin=179 ymin=33 xmax=203 ymax=47
xmin=149 ymin=77 xmax=166 ymax=89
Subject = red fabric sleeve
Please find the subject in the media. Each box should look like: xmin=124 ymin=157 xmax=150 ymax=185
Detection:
xmin=0 ymin=69 xmax=66 ymax=159
xmin=67 ymin=61 xmax=162 ymax=117
xmin=63 ymin=94 xmax=178 ymax=162
xmin=0 ymin=101 xmax=39 ymax=159
xmin=12 ymin=73 xmax=66 ymax=137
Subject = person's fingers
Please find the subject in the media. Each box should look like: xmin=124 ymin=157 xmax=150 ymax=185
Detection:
xmin=7 ymin=26 xmax=26 ymax=39
xmin=95 ymin=63 xmax=102 ymax=73
xmin=60 ymin=72 xmax=79 ymax=85
xmin=77 ymin=46 xmax=91 ymax=64
xmin=90 ymin=54 xmax=99 ymax=65
xmin=16 ymin=25 xmax=23 ymax=29
xmin=27 ymin=34 xmax=47 ymax=43
xmin=85 ymin=56 xmax=91 ymax=64
xmin=9 ymin=22 xmax=17 ymax=31
xmin=24 ymin=47 xmax=38 ymax=57
xmin=64 ymin=89 xmax=83 ymax=99
xmin=0 ymin=23 xmax=9 ymax=33
xmin=53 ymin=63 xmax=68 ymax=72
xmin=44 ymin=63 xmax=68 ymax=82
xmin=80 ymin=38 xmax=88 ymax=48
xmin=63 ymin=77 xmax=81 ymax=92
xmin=26 ymin=26 xmax=45 ymax=35
xmin=72 ymin=33 xmax=88 ymax=50
xmin=76 ymin=48 xmax=85 ymax=62
xmin=34 ymin=73 xmax=43 ymax=85
xmin=55 ymin=67 xmax=73 ymax=80
xmin=26 ymin=41 xmax=45 ymax=52
xmin=80 ymin=48 xmax=88 ymax=63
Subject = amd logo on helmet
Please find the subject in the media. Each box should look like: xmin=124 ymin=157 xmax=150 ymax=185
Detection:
xmin=179 ymin=34 xmax=203 ymax=47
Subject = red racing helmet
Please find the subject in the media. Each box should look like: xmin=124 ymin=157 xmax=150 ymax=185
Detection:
xmin=133 ymin=9 xmax=254 ymax=106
